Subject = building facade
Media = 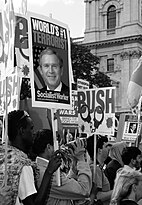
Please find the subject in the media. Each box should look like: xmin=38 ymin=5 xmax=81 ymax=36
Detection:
xmin=79 ymin=0 xmax=142 ymax=113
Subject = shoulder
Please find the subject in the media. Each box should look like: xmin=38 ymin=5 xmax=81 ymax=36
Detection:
xmin=61 ymin=82 xmax=69 ymax=93
xmin=106 ymin=160 xmax=121 ymax=169
xmin=38 ymin=86 xmax=47 ymax=92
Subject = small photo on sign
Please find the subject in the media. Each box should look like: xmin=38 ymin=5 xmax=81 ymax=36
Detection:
xmin=128 ymin=122 xmax=138 ymax=134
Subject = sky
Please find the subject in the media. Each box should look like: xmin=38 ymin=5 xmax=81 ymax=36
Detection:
xmin=0 ymin=0 xmax=85 ymax=38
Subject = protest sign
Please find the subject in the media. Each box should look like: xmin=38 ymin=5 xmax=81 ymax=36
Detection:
xmin=0 ymin=68 xmax=20 ymax=115
xmin=77 ymin=79 xmax=89 ymax=90
xmin=15 ymin=14 xmax=31 ymax=78
xmin=58 ymin=90 xmax=78 ymax=130
xmin=27 ymin=12 xmax=72 ymax=109
xmin=122 ymin=114 xmax=142 ymax=141
xmin=58 ymin=90 xmax=78 ymax=142
xmin=78 ymin=87 xmax=115 ymax=135
xmin=1 ymin=0 xmax=15 ymax=77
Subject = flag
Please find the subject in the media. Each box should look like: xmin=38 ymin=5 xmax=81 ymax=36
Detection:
xmin=127 ymin=56 xmax=142 ymax=109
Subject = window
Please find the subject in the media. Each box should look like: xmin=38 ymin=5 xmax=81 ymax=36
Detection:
xmin=107 ymin=5 xmax=116 ymax=29
xmin=107 ymin=58 xmax=114 ymax=72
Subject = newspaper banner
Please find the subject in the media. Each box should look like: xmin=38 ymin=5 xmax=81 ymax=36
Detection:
xmin=77 ymin=79 xmax=89 ymax=90
xmin=58 ymin=90 xmax=78 ymax=132
xmin=0 ymin=68 xmax=20 ymax=115
xmin=27 ymin=12 xmax=72 ymax=109
xmin=78 ymin=87 xmax=115 ymax=135
xmin=122 ymin=114 xmax=142 ymax=141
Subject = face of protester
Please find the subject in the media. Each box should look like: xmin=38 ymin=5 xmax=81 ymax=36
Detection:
xmin=40 ymin=53 xmax=63 ymax=90
xmin=22 ymin=117 xmax=34 ymax=149
xmin=101 ymin=142 xmax=109 ymax=162
xmin=134 ymin=154 xmax=142 ymax=170
xmin=46 ymin=144 xmax=54 ymax=160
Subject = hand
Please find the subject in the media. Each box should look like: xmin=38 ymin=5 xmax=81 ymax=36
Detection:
xmin=46 ymin=150 xmax=62 ymax=174
xmin=0 ymin=186 xmax=13 ymax=205
xmin=69 ymin=138 xmax=85 ymax=161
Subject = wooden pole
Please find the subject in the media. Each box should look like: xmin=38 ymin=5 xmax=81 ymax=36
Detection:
xmin=93 ymin=133 xmax=96 ymax=179
xmin=51 ymin=108 xmax=60 ymax=186
xmin=3 ymin=77 xmax=8 ymax=187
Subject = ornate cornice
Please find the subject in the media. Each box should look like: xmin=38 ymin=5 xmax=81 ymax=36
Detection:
xmin=120 ymin=50 xmax=142 ymax=60
xmin=84 ymin=0 xmax=94 ymax=2
xmin=82 ymin=35 xmax=142 ymax=50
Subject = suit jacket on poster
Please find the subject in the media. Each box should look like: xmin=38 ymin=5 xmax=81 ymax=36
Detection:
xmin=39 ymin=82 xmax=69 ymax=96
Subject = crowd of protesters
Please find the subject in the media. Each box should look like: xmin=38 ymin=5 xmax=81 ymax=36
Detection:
xmin=1 ymin=109 xmax=142 ymax=205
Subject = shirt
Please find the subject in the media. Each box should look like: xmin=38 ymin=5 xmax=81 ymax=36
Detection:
xmin=36 ymin=157 xmax=92 ymax=205
xmin=47 ymin=82 xmax=62 ymax=91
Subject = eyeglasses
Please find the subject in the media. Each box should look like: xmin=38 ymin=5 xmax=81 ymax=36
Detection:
xmin=19 ymin=111 xmax=30 ymax=121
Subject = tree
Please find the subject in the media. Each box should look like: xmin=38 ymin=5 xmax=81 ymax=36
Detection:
xmin=71 ymin=42 xmax=112 ymax=88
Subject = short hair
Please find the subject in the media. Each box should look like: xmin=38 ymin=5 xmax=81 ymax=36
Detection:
xmin=110 ymin=170 xmax=142 ymax=205
xmin=122 ymin=147 xmax=141 ymax=165
xmin=39 ymin=47 xmax=63 ymax=68
xmin=8 ymin=110 xmax=30 ymax=142
xmin=86 ymin=135 xmax=108 ymax=160
xmin=32 ymin=129 xmax=54 ymax=155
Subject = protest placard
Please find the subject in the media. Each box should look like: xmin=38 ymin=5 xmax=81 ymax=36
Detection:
xmin=78 ymin=87 xmax=115 ymax=135
xmin=122 ymin=114 xmax=142 ymax=141
xmin=27 ymin=12 xmax=72 ymax=109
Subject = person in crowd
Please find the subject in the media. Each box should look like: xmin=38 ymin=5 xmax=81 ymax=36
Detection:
xmin=110 ymin=169 xmax=142 ymax=205
xmin=38 ymin=47 xmax=69 ymax=95
xmin=32 ymin=129 xmax=92 ymax=205
xmin=121 ymin=146 xmax=142 ymax=172
xmin=104 ymin=142 xmax=127 ymax=190
xmin=0 ymin=110 xmax=61 ymax=205
xmin=86 ymin=135 xmax=112 ymax=205
xmin=104 ymin=143 xmax=113 ymax=166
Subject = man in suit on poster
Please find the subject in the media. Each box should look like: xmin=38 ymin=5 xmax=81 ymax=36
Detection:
xmin=129 ymin=123 xmax=137 ymax=134
xmin=38 ymin=47 xmax=69 ymax=96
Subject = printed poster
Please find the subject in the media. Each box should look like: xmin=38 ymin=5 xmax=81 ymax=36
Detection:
xmin=28 ymin=12 xmax=72 ymax=109
xmin=122 ymin=114 xmax=142 ymax=141
xmin=78 ymin=87 xmax=115 ymax=135
xmin=58 ymin=90 xmax=78 ymax=132
xmin=77 ymin=79 xmax=89 ymax=90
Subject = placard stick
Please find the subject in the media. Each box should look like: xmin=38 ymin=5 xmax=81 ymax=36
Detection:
xmin=67 ymin=129 xmax=70 ymax=143
xmin=51 ymin=108 xmax=60 ymax=186
xmin=93 ymin=133 xmax=96 ymax=180
xmin=135 ymin=96 xmax=142 ymax=147
xmin=74 ymin=129 xmax=77 ymax=140
xmin=3 ymin=77 xmax=8 ymax=187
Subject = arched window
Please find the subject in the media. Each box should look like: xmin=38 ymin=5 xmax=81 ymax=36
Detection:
xmin=107 ymin=5 xmax=116 ymax=29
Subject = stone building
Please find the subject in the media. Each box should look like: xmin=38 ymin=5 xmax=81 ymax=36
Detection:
xmin=76 ymin=0 xmax=142 ymax=114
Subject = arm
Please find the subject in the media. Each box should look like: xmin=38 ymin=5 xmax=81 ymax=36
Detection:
xmin=89 ymin=182 xmax=97 ymax=205
xmin=49 ymin=138 xmax=92 ymax=200
xmin=97 ymin=189 xmax=112 ymax=202
xmin=94 ymin=166 xmax=112 ymax=203
xmin=22 ymin=152 xmax=61 ymax=205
